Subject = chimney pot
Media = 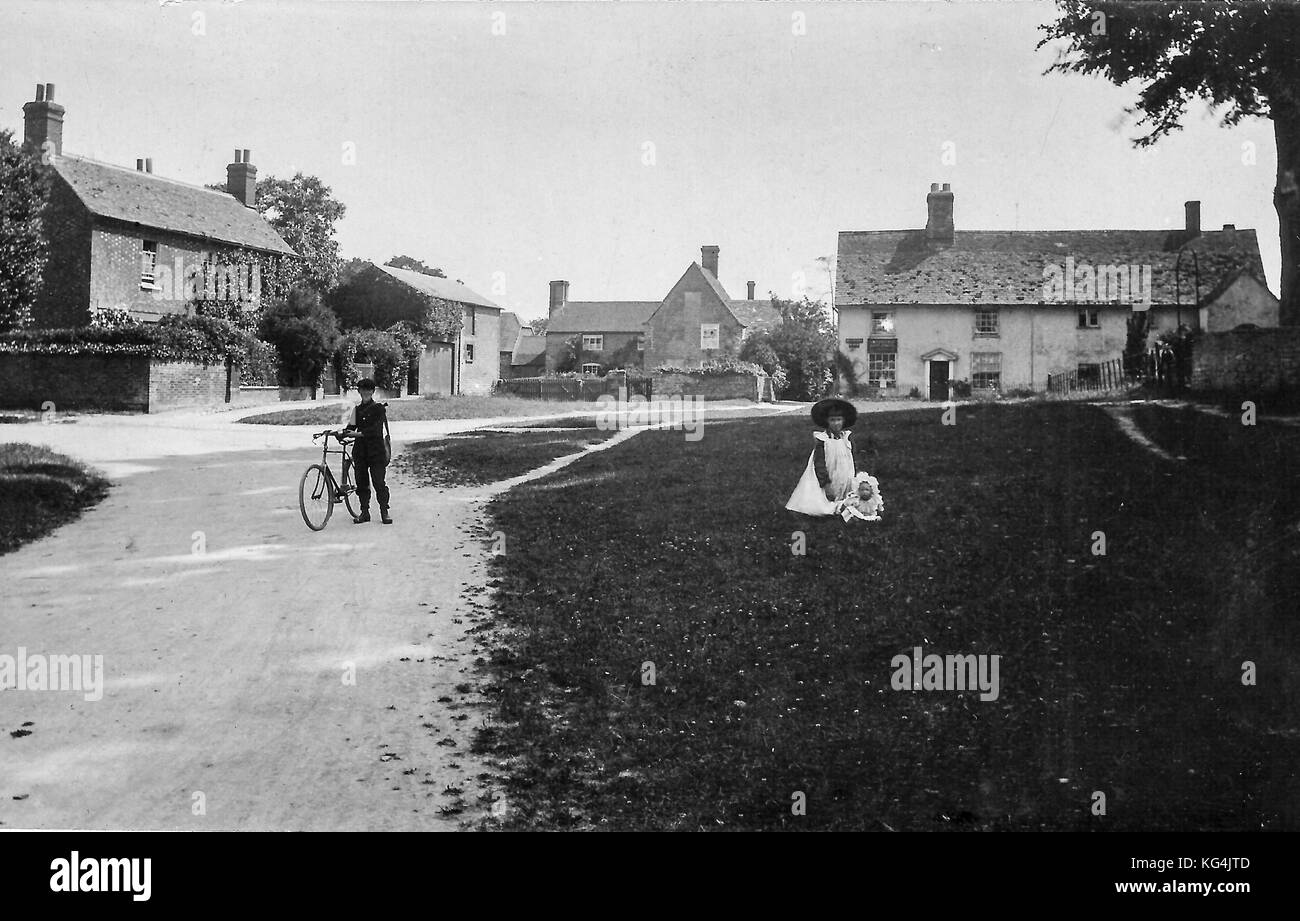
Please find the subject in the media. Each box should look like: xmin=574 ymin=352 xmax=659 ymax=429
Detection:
xmin=243 ymin=149 xmax=250 ymax=163
xmin=747 ymin=280 xmax=756 ymax=299
xmin=23 ymin=82 xmax=66 ymax=157
xmin=234 ymin=149 xmax=242 ymax=163
xmin=701 ymin=245 xmax=720 ymax=278
xmin=145 ymin=158 xmax=153 ymax=173
xmin=136 ymin=159 xmax=144 ymax=171
xmin=1223 ymin=223 xmax=1235 ymax=231
xmin=930 ymin=182 xmax=940 ymax=192
xmin=1185 ymin=200 xmax=1201 ymax=236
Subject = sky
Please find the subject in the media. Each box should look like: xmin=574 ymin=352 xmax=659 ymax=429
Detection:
xmin=0 ymin=0 xmax=1282 ymax=322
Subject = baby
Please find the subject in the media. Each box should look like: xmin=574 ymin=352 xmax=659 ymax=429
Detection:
xmin=836 ymin=472 xmax=884 ymax=522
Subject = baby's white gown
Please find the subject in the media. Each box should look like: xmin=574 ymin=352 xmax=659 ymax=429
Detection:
xmin=785 ymin=430 xmax=855 ymax=516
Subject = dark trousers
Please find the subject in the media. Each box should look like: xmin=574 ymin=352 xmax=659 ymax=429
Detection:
xmin=351 ymin=439 xmax=390 ymax=512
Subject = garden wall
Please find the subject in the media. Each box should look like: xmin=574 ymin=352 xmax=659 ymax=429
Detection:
xmin=651 ymin=371 xmax=771 ymax=401
xmin=0 ymin=353 xmax=230 ymax=413
xmin=1190 ymin=328 xmax=1300 ymax=395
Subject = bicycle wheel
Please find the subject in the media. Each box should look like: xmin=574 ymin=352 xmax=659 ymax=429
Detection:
xmin=339 ymin=459 xmax=361 ymax=520
xmin=299 ymin=464 xmax=334 ymax=531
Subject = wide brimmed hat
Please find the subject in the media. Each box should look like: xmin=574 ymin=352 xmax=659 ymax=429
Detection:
xmin=811 ymin=398 xmax=857 ymax=429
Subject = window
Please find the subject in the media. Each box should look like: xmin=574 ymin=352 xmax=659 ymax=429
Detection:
xmin=974 ymin=310 xmax=999 ymax=336
xmin=867 ymin=352 xmax=896 ymax=388
xmin=871 ymin=311 xmax=895 ymax=335
xmin=700 ymin=323 xmax=720 ymax=349
xmin=1077 ymin=363 xmax=1101 ymax=386
xmin=465 ymin=343 xmax=475 ymax=363
xmin=971 ymin=352 xmax=1002 ymax=391
xmin=581 ymin=363 xmax=601 ymax=376
xmin=1078 ymin=308 xmax=1100 ymax=329
xmin=140 ymin=240 xmax=158 ymax=287
xmin=467 ymin=306 xmax=476 ymax=336
xmin=846 ymin=338 xmax=864 ymax=351
xmin=636 ymin=335 xmax=645 ymax=351
xmin=582 ymin=334 xmax=603 ymax=351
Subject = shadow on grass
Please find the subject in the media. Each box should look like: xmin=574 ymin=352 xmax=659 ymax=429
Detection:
xmin=0 ymin=445 xmax=111 ymax=556
xmin=475 ymin=402 xmax=1299 ymax=830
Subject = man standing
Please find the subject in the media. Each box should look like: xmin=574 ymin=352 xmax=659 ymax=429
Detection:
xmin=343 ymin=378 xmax=393 ymax=524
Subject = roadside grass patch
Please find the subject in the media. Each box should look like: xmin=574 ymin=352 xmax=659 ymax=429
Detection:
xmin=477 ymin=402 xmax=1299 ymax=830
xmin=240 ymin=394 xmax=600 ymax=426
xmin=394 ymin=428 xmax=617 ymax=488
xmin=0 ymin=444 xmax=111 ymax=556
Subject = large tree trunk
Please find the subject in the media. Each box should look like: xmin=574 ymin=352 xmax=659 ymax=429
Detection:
xmin=1275 ymin=110 xmax=1300 ymax=326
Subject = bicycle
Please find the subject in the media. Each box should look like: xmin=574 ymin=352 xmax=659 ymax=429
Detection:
xmin=299 ymin=429 xmax=361 ymax=530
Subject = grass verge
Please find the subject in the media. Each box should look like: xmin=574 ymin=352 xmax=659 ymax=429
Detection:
xmin=0 ymin=444 xmax=111 ymax=556
xmin=475 ymin=402 xmax=1299 ymax=830
xmin=240 ymin=394 xmax=602 ymax=426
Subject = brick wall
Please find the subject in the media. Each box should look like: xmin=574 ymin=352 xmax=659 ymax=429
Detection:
xmin=32 ymin=177 xmax=93 ymax=327
xmin=0 ymin=353 xmax=231 ymax=412
xmin=1190 ymin=328 xmax=1300 ymax=394
xmin=651 ymin=371 xmax=767 ymax=401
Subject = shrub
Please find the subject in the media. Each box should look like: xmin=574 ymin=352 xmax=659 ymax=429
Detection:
xmin=0 ymin=130 xmax=51 ymax=331
xmin=654 ymin=358 xmax=765 ymax=376
xmin=0 ymin=314 xmax=267 ymax=369
xmin=340 ymin=328 xmax=406 ymax=391
xmin=260 ymin=287 xmax=342 ymax=387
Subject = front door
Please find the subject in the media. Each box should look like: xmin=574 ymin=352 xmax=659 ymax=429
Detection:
xmin=928 ymin=359 xmax=950 ymax=401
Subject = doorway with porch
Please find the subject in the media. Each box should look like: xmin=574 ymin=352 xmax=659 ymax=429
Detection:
xmin=921 ymin=348 xmax=957 ymax=401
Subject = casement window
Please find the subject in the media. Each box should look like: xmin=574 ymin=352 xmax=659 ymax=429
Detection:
xmin=582 ymin=334 xmax=603 ymax=351
xmin=467 ymin=306 xmax=476 ymax=336
xmin=700 ymin=323 xmax=720 ymax=349
xmin=581 ymin=363 xmax=601 ymax=376
xmin=871 ymin=311 xmax=895 ymax=335
xmin=636 ymin=335 xmax=645 ymax=351
xmin=140 ymin=240 xmax=159 ymax=287
xmin=845 ymin=338 xmax=864 ymax=351
xmin=465 ymin=343 xmax=475 ymax=363
xmin=974 ymin=310 xmax=999 ymax=336
xmin=867 ymin=352 xmax=896 ymax=387
xmin=971 ymin=352 xmax=1002 ymax=390
xmin=1077 ymin=363 xmax=1101 ymax=386
xmin=1078 ymin=308 xmax=1100 ymax=329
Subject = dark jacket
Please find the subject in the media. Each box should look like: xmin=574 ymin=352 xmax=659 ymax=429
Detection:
xmin=346 ymin=400 xmax=388 ymax=443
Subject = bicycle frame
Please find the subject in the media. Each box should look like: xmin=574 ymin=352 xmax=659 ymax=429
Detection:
xmin=311 ymin=430 xmax=356 ymax=501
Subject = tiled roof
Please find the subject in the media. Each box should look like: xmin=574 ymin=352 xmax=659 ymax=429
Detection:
xmin=546 ymin=301 xmax=660 ymax=333
xmin=836 ymin=228 xmax=1267 ymax=307
xmin=512 ymin=333 xmax=547 ymax=366
xmin=1200 ymin=265 xmax=1274 ymax=306
xmin=375 ymin=263 xmax=501 ymax=310
xmin=729 ymin=298 xmax=782 ymax=333
xmin=53 ymin=154 xmax=296 ymax=255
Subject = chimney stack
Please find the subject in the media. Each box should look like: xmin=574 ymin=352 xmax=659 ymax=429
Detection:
xmin=1185 ymin=201 xmax=1201 ymax=237
xmin=747 ymin=280 xmax=756 ymax=299
xmin=925 ymin=182 xmax=954 ymax=244
xmin=701 ymin=245 xmax=720 ymax=278
xmin=226 ymin=148 xmax=258 ymax=208
xmin=22 ymin=82 xmax=65 ymax=157
xmin=549 ymin=279 xmax=569 ymax=317
xmin=1222 ymin=223 xmax=1236 ymax=232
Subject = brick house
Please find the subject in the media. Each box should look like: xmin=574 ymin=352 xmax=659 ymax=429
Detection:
xmin=836 ymin=184 xmax=1274 ymax=398
xmin=18 ymin=82 xmax=296 ymax=327
xmin=544 ymin=245 xmax=780 ymax=373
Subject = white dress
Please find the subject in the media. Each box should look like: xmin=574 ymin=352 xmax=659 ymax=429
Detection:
xmin=785 ymin=431 xmax=855 ymax=516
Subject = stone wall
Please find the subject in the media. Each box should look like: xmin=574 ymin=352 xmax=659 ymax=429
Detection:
xmin=1190 ymin=328 xmax=1300 ymax=394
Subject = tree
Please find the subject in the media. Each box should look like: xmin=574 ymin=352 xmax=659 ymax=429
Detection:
xmin=740 ymin=296 xmax=837 ymax=400
xmin=384 ymin=255 xmax=446 ymax=277
xmin=527 ymin=317 xmax=548 ymax=336
xmin=259 ymin=286 xmax=342 ymax=387
xmin=1040 ymin=1 xmax=1300 ymax=324
xmin=211 ymin=173 xmax=346 ymax=293
xmin=0 ymin=129 xmax=51 ymax=330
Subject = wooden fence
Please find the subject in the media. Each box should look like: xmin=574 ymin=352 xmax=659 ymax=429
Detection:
xmin=1047 ymin=356 xmax=1132 ymax=394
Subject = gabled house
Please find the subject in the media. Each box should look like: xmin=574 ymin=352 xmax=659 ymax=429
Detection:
xmin=544 ymin=245 xmax=779 ymax=373
xmin=497 ymin=311 xmax=527 ymax=379
xmin=836 ymin=184 xmax=1274 ymax=398
xmin=18 ymin=82 xmax=296 ymax=327
xmin=510 ymin=332 xmax=547 ymax=377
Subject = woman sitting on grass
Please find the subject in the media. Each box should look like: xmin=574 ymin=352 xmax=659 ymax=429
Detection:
xmin=785 ymin=398 xmax=884 ymax=521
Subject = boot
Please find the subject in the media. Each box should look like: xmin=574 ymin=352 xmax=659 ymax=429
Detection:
xmin=380 ymin=507 xmax=393 ymax=525
xmin=354 ymin=509 xmax=371 ymax=524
